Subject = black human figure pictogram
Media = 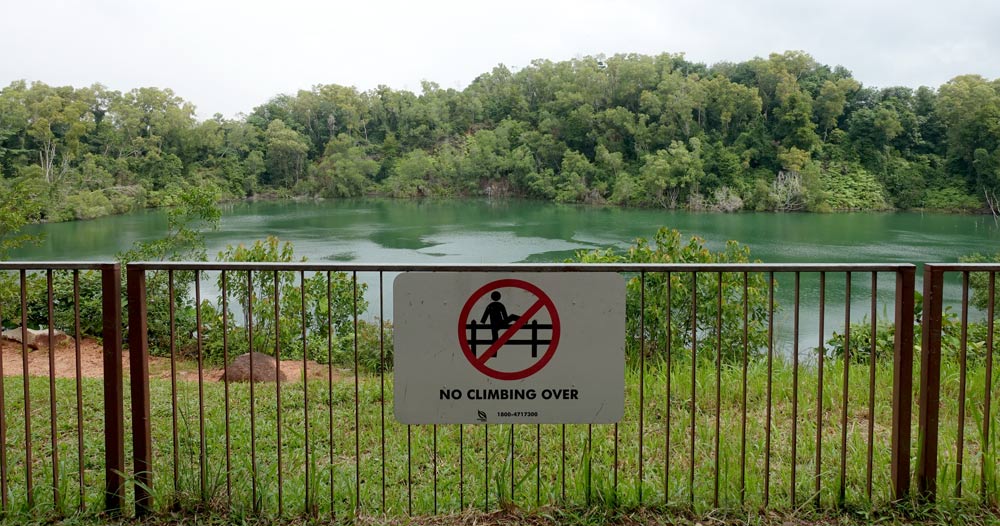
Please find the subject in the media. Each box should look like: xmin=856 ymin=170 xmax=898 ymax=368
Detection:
xmin=479 ymin=291 xmax=520 ymax=345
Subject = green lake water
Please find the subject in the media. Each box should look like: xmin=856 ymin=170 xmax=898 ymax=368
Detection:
xmin=12 ymin=198 xmax=998 ymax=264
xmin=10 ymin=198 xmax=999 ymax=351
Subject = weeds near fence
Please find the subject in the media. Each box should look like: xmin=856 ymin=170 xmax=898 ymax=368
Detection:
xmin=0 ymin=354 xmax=994 ymax=520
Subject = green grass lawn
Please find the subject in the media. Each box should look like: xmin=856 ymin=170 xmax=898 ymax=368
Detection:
xmin=0 ymin=353 xmax=996 ymax=524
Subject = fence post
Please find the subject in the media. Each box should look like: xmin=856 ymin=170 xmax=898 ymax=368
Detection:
xmin=890 ymin=265 xmax=916 ymax=501
xmin=126 ymin=265 xmax=153 ymax=515
xmin=101 ymin=264 xmax=125 ymax=513
xmin=917 ymin=264 xmax=944 ymax=500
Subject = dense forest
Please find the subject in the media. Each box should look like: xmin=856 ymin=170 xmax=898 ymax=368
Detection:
xmin=1 ymin=51 xmax=999 ymax=229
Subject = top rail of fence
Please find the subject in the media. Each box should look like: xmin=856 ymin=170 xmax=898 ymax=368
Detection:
xmin=923 ymin=263 xmax=1000 ymax=272
xmin=126 ymin=261 xmax=916 ymax=273
xmin=0 ymin=261 xmax=115 ymax=270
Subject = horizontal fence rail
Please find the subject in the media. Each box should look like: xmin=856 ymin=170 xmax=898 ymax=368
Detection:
xmin=918 ymin=264 xmax=999 ymax=504
xmin=0 ymin=262 xmax=123 ymax=518
xmin=121 ymin=262 xmax=917 ymax=517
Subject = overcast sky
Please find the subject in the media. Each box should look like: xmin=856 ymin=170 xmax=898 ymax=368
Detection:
xmin=2 ymin=0 xmax=998 ymax=119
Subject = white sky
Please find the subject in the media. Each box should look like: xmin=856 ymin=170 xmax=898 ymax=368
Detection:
xmin=2 ymin=0 xmax=998 ymax=119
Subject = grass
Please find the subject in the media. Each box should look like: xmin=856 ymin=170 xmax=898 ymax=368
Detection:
xmin=0 ymin=347 xmax=996 ymax=525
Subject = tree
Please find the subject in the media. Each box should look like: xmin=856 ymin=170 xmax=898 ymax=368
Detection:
xmin=264 ymin=119 xmax=310 ymax=186
xmin=638 ymin=139 xmax=704 ymax=208
xmin=936 ymin=75 xmax=1000 ymax=197
xmin=310 ymin=134 xmax=378 ymax=197
xmin=815 ymin=78 xmax=860 ymax=138
xmin=773 ymin=75 xmax=820 ymax=152
xmin=0 ymin=177 xmax=45 ymax=259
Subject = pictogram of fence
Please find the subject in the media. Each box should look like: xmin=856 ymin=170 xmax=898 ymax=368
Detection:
xmin=465 ymin=320 xmax=553 ymax=358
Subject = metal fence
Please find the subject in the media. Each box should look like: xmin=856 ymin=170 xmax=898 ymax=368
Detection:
xmin=0 ymin=261 xmax=996 ymax=517
xmin=0 ymin=263 xmax=123 ymax=516
xmin=917 ymin=263 xmax=999 ymax=501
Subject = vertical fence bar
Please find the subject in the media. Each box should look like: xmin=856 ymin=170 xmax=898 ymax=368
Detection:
xmin=562 ymin=423 xmax=567 ymax=503
xmin=893 ymin=266 xmax=915 ymax=501
xmin=815 ymin=271 xmax=826 ymax=505
xmin=247 ymin=270 xmax=258 ymax=513
xmin=639 ymin=271 xmax=645 ymax=505
xmin=102 ymin=263 xmax=124 ymax=514
xmin=406 ymin=427 xmax=411 ymax=515
xmin=326 ymin=272 xmax=335 ymax=516
xmin=866 ymin=273 xmax=878 ymax=501
xmin=352 ymin=272 xmax=360 ymax=512
xmin=459 ymin=424 xmax=464 ymax=509
xmin=613 ymin=422 xmax=618 ymax=505
xmin=956 ymin=272 xmax=969 ymax=498
xmin=275 ymin=270 xmax=284 ymax=516
xmin=195 ymin=272 xmax=207 ymax=501
xmin=301 ymin=271 xmax=311 ymax=515
xmin=435 ymin=425 xmax=440 ymax=514
xmin=585 ymin=424 xmax=591 ymax=506
xmin=74 ymin=272 xmax=85 ymax=511
xmin=713 ymin=272 xmax=722 ymax=508
xmin=0 ymin=296 xmax=5 ymax=513
xmin=167 ymin=271 xmax=179 ymax=500
xmin=222 ymin=271 xmax=232 ymax=506
xmin=982 ymin=272 xmax=995 ymax=501
xmin=839 ymin=272 xmax=851 ymax=507
xmin=740 ymin=272 xmax=748 ymax=507
xmin=0 ymin=290 xmax=5 ymax=513
xmin=45 ymin=270 xmax=60 ymax=509
xmin=916 ymin=265 xmax=941 ymax=500
xmin=664 ymin=272 xmax=672 ymax=505
xmin=539 ymin=424 xmax=543 ymax=507
xmin=19 ymin=270 xmax=32 ymax=509
xmin=689 ymin=271 xmax=697 ymax=507
xmin=126 ymin=265 xmax=152 ymax=516
xmin=379 ymin=272 xmax=386 ymax=513
xmin=764 ymin=272 xmax=774 ymax=507
xmin=505 ymin=424 xmax=510 ymax=510
xmin=483 ymin=424 xmax=490 ymax=513
xmin=791 ymin=272 xmax=800 ymax=507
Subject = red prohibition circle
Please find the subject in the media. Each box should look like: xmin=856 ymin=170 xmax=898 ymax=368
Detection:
xmin=457 ymin=278 xmax=561 ymax=381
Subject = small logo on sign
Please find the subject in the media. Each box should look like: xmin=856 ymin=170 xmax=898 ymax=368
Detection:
xmin=476 ymin=410 xmax=487 ymax=422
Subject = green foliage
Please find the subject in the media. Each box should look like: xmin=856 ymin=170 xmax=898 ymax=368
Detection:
xmin=208 ymin=236 xmax=366 ymax=365
xmin=0 ymin=178 xmax=45 ymax=259
xmin=827 ymin=318 xmax=898 ymax=364
xmin=922 ymin=186 xmax=982 ymax=212
xmin=820 ymin=163 xmax=890 ymax=210
xmin=0 ymin=53 xmax=997 ymax=221
xmin=573 ymin=227 xmax=769 ymax=363
xmin=116 ymin=186 xmax=222 ymax=352
xmin=960 ymin=252 xmax=1000 ymax=312
xmin=827 ymin=298 xmax=995 ymax=364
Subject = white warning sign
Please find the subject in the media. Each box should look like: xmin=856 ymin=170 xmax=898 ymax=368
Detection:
xmin=393 ymin=273 xmax=625 ymax=424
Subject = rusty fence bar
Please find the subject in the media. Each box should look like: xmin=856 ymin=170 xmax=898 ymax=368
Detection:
xmin=892 ymin=266 xmax=916 ymax=501
xmin=126 ymin=264 xmax=153 ymax=516
xmin=101 ymin=263 xmax=125 ymax=513
xmin=917 ymin=263 xmax=999 ymax=503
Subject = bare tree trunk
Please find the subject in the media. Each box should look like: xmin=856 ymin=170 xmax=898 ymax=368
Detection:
xmin=986 ymin=187 xmax=999 ymax=227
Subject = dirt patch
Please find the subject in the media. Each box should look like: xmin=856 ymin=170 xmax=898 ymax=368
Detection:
xmin=0 ymin=337 xmax=343 ymax=384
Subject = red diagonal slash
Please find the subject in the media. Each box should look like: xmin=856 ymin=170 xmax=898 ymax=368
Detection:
xmin=476 ymin=299 xmax=546 ymax=365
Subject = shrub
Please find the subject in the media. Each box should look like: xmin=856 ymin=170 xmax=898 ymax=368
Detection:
xmin=923 ymin=186 xmax=981 ymax=212
xmin=203 ymin=236 xmax=366 ymax=365
xmin=574 ymin=227 xmax=770 ymax=364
